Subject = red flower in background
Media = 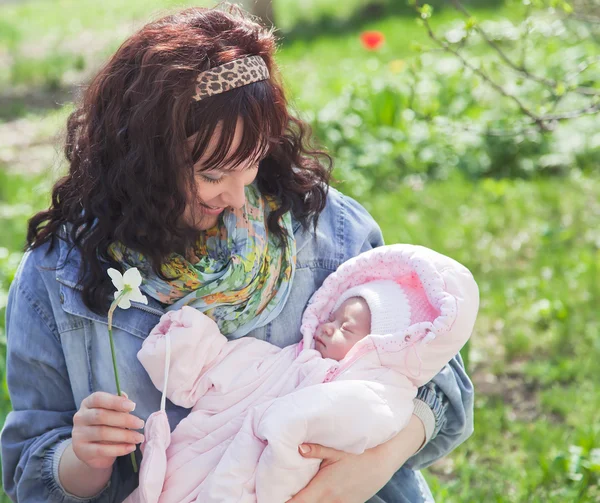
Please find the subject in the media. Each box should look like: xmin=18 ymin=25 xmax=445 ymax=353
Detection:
xmin=360 ymin=31 xmax=385 ymax=50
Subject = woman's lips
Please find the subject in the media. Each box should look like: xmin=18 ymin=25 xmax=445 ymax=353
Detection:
xmin=199 ymin=204 xmax=226 ymax=216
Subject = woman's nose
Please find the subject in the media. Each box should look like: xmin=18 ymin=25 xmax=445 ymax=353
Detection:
xmin=221 ymin=178 xmax=246 ymax=209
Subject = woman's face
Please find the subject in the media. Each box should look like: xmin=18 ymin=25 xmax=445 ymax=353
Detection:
xmin=183 ymin=119 xmax=261 ymax=231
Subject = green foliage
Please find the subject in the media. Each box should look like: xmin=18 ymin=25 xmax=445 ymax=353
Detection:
xmin=0 ymin=170 xmax=51 ymax=423
xmin=306 ymin=12 xmax=599 ymax=198
xmin=11 ymin=52 xmax=86 ymax=90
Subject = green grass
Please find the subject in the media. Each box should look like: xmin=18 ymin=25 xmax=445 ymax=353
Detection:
xmin=362 ymin=175 xmax=600 ymax=500
xmin=278 ymin=4 xmax=518 ymax=110
xmin=0 ymin=0 xmax=516 ymax=111
xmin=0 ymin=0 xmax=505 ymax=49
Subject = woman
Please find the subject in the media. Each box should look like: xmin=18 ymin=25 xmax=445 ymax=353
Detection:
xmin=1 ymin=6 xmax=473 ymax=502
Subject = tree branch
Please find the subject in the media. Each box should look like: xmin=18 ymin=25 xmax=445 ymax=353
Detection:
xmin=541 ymin=101 xmax=600 ymax=121
xmin=449 ymin=0 xmax=600 ymax=97
xmin=565 ymin=55 xmax=600 ymax=82
xmin=415 ymin=1 xmax=550 ymax=130
xmin=412 ymin=1 xmax=600 ymax=133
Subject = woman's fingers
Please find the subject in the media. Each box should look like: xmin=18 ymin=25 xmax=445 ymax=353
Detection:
xmin=298 ymin=443 xmax=344 ymax=463
xmin=74 ymin=391 xmax=144 ymax=431
xmin=76 ymin=442 xmax=138 ymax=461
xmin=75 ymin=407 xmax=145 ymax=430
xmin=74 ymin=425 xmax=144 ymax=445
xmin=73 ymin=391 xmax=144 ymax=469
xmin=82 ymin=391 xmax=136 ymax=412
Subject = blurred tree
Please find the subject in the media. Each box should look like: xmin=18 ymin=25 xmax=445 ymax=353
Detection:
xmin=413 ymin=0 xmax=600 ymax=133
xmin=238 ymin=0 xmax=275 ymax=26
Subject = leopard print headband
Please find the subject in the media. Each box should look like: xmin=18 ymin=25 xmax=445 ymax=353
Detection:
xmin=192 ymin=55 xmax=270 ymax=102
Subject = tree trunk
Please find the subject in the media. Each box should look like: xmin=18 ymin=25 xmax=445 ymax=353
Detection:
xmin=238 ymin=0 xmax=275 ymax=27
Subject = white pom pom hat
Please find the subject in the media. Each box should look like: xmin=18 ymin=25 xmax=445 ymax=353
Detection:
xmin=331 ymin=280 xmax=412 ymax=336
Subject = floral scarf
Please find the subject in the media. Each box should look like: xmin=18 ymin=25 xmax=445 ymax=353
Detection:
xmin=108 ymin=184 xmax=296 ymax=338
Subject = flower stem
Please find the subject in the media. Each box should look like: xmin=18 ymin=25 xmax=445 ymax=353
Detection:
xmin=108 ymin=289 xmax=138 ymax=473
xmin=107 ymin=300 xmax=122 ymax=395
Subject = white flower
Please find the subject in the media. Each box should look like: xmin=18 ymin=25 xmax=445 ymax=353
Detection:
xmin=107 ymin=267 xmax=148 ymax=309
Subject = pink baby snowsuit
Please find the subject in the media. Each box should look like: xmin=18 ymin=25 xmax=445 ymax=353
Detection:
xmin=125 ymin=244 xmax=479 ymax=503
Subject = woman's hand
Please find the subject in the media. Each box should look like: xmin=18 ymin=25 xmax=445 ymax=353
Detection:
xmin=58 ymin=392 xmax=145 ymax=498
xmin=288 ymin=443 xmax=395 ymax=503
xmin=288 ymin=414 xmax=426 ymax=503
xmin=71 ymin=391 xmax=145 ymax=469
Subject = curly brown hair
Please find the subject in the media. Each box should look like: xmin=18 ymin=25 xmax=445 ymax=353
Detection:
xmin=27 ymin=5 xmax=332 ymax=313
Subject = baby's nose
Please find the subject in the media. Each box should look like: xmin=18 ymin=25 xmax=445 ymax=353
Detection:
xmin=322 ymin=323 xmax=335 ymax=336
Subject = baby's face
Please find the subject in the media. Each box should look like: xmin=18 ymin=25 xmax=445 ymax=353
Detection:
xmin=314 ymin=297 xmax=371 ymax=361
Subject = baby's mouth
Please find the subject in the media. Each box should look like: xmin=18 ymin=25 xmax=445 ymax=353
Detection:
xmin=314 ymin=336 xmax=326 ymax=347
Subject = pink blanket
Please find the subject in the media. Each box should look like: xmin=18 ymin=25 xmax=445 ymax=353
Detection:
xmin=125 ymin=244 xmax=479 ymax=503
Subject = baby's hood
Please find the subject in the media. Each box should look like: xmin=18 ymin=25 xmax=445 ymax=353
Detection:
xmin=300 ymin=244 xmax=479 ymax=382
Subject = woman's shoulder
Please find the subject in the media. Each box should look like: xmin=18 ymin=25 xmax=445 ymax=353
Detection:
xmin=13 ymin=239 xmax=61 ymax=290
xmin=294 ymin=187 xmax=384 ymax=270
xmin=12 ymin=236 xmax=81 ymax=311
xmin=7 ymin=240 xmax=66 ymax=338
xmin=321 ymin=187 xmax=384 ymax=258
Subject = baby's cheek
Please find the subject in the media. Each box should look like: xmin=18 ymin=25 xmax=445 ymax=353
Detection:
xmin=357 ymin=331 xmax=370 ymax=341
xmin=324 ymin=341 xmax=341 ymax=361
xmin=331 ymin=340 xmax=350 ymax=361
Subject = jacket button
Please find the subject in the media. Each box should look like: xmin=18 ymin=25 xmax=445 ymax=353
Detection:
xmin=59 ymin=292 xmax=65 ymax=304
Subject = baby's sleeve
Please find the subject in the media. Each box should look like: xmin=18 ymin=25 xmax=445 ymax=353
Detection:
xmin=137 ymin=306 xmax=227 ymax=408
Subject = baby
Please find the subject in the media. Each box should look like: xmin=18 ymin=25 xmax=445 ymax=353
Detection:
xmin=126 ymin=244 xmax=479 ymax=503
xmin=313 ymin=280 xmax=405 ymax=361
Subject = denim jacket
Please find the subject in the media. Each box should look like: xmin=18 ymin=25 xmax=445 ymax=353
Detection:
xmin=1 ymin=188 xmax=474 ymax=502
